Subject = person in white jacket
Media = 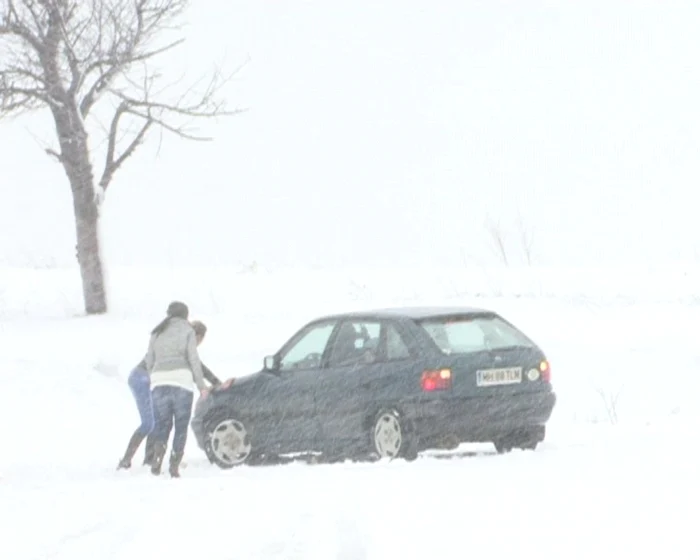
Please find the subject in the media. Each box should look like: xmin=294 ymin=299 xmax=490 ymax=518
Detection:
xmin=145 ymin=301 xmax=207 ymax=477
xmin=116 ymin=319 xmax=222 ymax=471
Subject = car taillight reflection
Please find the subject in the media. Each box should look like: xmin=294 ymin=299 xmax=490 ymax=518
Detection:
xmin=421 ymin=368 xmax=452 ymax=391
xmin=540 ymin=360 xmax=551 ymax=383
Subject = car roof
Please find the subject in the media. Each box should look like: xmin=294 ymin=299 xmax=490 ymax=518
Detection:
xmin=315 ymin=305 xmax=494 ymax=322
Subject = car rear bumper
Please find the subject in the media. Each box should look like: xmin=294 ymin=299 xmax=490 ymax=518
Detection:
xmin=404 ymin=390 xmax=557 ymax=443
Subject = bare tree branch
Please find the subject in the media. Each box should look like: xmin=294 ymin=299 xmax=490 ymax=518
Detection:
xmin=97 ymin=63 xmax=246 ymax=191
xmin=52 ymin=1 xmax=82 ymax=95
xmin=98 ymin=99 xmax=152 ymax=189
xmin=45 ymin=146 xmax=62 ymax=161
xmin=77 ymin=0 xmax=151 ymax=118
xmin=0 ymin=0 xmax=44 ymax=52
xmin=515 ymin=208 xmax=535 ymax=266
xmin=0 ymin=68 xmax=48 ymax=114
xmin=79 ymin=38 xmax=186 ymax=117
xmin=0 ymin=1 xmax=49 ymax=114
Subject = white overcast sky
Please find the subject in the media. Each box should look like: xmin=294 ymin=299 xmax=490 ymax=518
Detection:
xmin=1 ymin=0 xmax=699 ymax=269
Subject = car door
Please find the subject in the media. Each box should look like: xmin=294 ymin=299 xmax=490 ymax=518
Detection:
xmin=259 ymin=319 xmax=338 ymax=454
xmin=315 ymin=318 xmax=390 ymax=450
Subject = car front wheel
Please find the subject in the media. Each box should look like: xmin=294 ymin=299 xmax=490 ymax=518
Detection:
xmin=204 ymin=414 xmax=253 ymax=469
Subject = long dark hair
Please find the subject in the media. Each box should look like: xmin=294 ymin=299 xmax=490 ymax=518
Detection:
xmin=151 ymin=301 xmax=189 ymax=336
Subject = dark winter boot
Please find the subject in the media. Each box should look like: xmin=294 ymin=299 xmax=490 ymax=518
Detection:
xmin=168 ymin=450 xmax=184 ymax=478
xmin=150 ymin=441 xmax=167 ymax=476
xmin=117 ymin=430 xmax=145 ymax=470
xmin=143 ymin=435 xmax=156 ymax=466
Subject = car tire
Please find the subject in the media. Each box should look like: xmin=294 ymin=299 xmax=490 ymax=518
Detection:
xmin=493 ymin=439 xmax=514 ymax=454
xmin=203 ymin=412 xmax=254 ymax=469
xmin=494 ymin=426 xmax=544 ymax=454
xmin=513 ymin=425 xmax=545 ymax=451
xmin=370 ymin=408 xmax=418 ymax=461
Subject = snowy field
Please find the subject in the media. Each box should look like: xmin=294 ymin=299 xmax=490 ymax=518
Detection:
xmin=1 ymin=265 xmax=699 ymax=559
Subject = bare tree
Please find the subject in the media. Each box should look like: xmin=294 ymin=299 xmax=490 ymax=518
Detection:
xmin=484 ymin=215 xmax=509 ymax=266
xmin=514 ymin=207 xmax=535 ymax=266
xmin=595 ymin=384 xmax=624 ymax=425
xmin=483 ymin=208 xmax=537 ymax=267
xmin=0 ymin=0 xmax=241 ymax=314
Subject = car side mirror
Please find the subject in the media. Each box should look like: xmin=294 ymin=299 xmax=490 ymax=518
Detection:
xmin=264 ymin=355 xmax=278 ymax=372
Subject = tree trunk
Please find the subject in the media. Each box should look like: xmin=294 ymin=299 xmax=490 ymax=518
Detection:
xmin=53 ymin=106 xmax=107 ymax=315
xmin=72 ymin=186 xmax=107 ymax=315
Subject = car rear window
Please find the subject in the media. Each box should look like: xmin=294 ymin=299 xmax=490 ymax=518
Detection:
xmin=417 ymin=314 xmax=535 ymax=355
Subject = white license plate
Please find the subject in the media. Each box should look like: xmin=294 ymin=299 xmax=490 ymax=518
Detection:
xmin=476 ymin=367 xmax=522 ymax=387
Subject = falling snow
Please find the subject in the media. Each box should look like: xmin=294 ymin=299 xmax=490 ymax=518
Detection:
xmin=0 ymin=266 xmax=698 ymax=559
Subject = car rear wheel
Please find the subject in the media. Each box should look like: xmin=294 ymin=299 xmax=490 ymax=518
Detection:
xmin=494 ymin=426 xmax=544 ymax=454
xmin=204 ymin=414 xmax=253 ymax=469
xmin=371 ymin=409 xmax=418 ymax=461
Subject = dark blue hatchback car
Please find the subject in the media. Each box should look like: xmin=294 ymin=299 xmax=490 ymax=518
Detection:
xmin=191 ymin=306 xmax=556 ymax=468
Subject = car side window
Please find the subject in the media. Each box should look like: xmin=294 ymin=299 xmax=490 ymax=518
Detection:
xmin=327 ymin=320 xmax=381 ymax=368
xmin=385 ymin=323 xmax=411 ymax=361
xmin=279 ymin=321 xmax=336 ymax=371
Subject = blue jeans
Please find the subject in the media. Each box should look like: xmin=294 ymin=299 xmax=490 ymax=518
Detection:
xmin=151 ymin=386 xmax=194 ymax=456
xmin=128 ymin=367 xmax=155 ymax=435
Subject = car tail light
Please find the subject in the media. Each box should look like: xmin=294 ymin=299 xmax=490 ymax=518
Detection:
xmin=421 ymin=368 xmax=452 ymax=391
xmin=539 ymin=360 xmax=551 ymax=383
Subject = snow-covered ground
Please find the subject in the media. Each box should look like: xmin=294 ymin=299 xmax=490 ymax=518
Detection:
xmin=1 ymin=266 xmax=699 ymax=559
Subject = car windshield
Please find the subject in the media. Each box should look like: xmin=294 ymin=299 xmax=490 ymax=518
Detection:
xmin=418 ymin=314 xmax=535 ymax=355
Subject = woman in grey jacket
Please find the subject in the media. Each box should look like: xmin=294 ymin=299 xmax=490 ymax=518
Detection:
xmin=146 ymin=301 xmax=208 ymax=477
xmin=116 ymin=320 xmax=221 ymax=471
